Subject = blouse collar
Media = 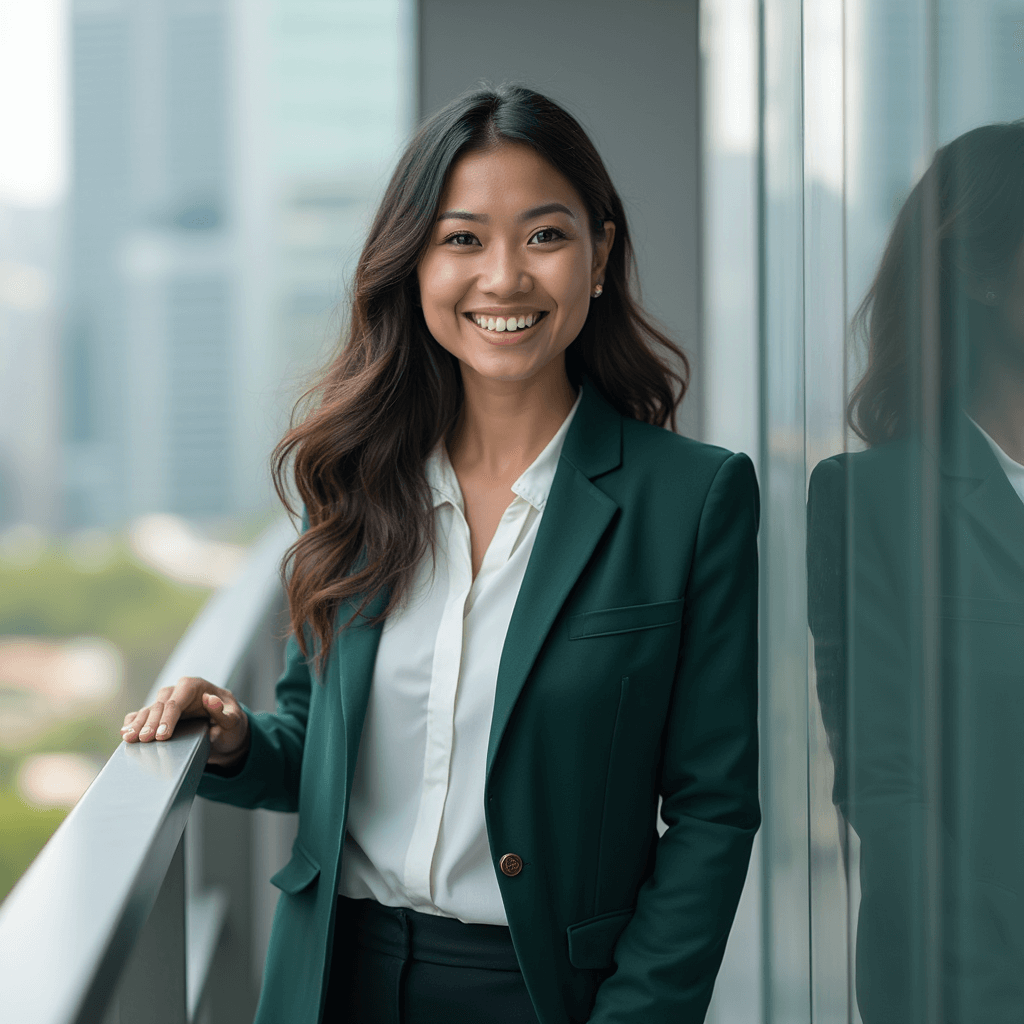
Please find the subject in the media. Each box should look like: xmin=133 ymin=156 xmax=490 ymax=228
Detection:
xmin=425 ymin=387 xmax=583 ymax=514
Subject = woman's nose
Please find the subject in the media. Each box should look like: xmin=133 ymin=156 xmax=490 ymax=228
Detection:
xmin=479 ymin=241 xmax=530 ymax=296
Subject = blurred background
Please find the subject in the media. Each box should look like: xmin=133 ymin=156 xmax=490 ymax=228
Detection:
xmin=0 ymin=0 xmax=413 ymax=902
xmin=2 ymin=0 xmax=1024 ymax=1021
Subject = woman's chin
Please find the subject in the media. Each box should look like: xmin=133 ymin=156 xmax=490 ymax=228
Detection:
xmin=457 ymin=351 xmax=566 ymax=388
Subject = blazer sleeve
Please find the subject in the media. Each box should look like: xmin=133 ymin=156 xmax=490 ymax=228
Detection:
xmin=196 ymin=512 xmax=311 ymax=814
xmin=807 ymin=456 xmax=851 ymax=814
xmin=195 ymin=630 xmax=312 ymax=813
xmin=587 ymin=451 xmax=762 ymax=1023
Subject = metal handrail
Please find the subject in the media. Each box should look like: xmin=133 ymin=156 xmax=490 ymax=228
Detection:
xmin=0 ymin=517 xmax=296 ymax=1024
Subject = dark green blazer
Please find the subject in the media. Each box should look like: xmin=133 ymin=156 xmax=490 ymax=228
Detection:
xmin=198 ymin=379 xmax=761 ymax=1024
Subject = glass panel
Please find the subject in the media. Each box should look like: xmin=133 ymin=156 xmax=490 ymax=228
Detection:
xmin=807 ymin=2 xmax=1024 ymax=1022
xmin=705 ymin=0 xmax=1024 ymax=1020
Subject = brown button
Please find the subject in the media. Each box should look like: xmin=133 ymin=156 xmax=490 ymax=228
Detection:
xmin=499 ymin=853 xmax=523 ymax=877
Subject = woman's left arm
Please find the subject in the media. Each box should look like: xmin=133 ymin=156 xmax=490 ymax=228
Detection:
xmin=588 ymin=451 xmax=761 ymax=1023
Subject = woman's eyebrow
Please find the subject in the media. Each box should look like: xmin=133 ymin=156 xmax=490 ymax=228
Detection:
xmin=518 ymin=202 xmax=576 ymax=222
xmin=435 ymin=202 xmax=577 ymax=224
xmin=436 ymin=209 xmax=487 ymax=223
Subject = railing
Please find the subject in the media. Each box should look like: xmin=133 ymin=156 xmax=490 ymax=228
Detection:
xmin=0 ymin=518 xmax=299 ymax=1024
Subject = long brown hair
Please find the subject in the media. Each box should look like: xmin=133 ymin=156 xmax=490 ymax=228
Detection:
xmin=272 ymin=84 xmax=690 ymax=672
xmin=847 ymin=120 xmax=1024 ymax=445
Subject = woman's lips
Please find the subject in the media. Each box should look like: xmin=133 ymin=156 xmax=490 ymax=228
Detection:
xmin=464 ymin=310 xmax=548 ymax=340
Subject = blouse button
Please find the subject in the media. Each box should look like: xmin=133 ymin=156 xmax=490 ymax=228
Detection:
xmin=499 ymin=853 xmax=523 ymax=877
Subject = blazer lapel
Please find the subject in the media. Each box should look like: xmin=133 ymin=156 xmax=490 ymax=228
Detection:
xmin=486 ymin=379 xmax=622 ymax=778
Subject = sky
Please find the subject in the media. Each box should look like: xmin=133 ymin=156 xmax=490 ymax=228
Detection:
xmin=0 ymin=0 xmax=67 ymax=207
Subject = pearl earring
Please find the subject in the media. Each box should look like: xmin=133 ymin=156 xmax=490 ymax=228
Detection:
xmin=985 ymin=289 xmax=997 ymax=302
xmin=592 ymin=284 xmax=603 ymax=298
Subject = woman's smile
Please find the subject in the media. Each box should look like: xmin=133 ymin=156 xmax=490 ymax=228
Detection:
xmin=464 ymin=309 xmax=549 ymax=341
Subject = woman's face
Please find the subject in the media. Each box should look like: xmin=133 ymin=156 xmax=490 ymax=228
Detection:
xmin=416 ymin=142 xmax=614 ymax=388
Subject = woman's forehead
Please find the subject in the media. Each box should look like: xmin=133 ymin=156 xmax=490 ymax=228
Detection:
xmin=439 ymin=143 xmax=586 ymax=218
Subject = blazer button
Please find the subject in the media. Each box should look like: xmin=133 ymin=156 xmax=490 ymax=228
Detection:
xmin=499 ymin=853 xmax=523 ymax=877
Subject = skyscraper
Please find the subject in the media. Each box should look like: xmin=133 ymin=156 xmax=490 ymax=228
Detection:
xmin=63 ymin=0 xmax=411 ymax=528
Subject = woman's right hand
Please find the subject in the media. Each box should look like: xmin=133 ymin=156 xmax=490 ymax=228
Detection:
xmin=120 ymin=677 xmax=251 ymax=770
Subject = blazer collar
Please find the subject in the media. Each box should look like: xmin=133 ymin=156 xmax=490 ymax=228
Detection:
xmin=937 ymin=407 xmax=1024 ymax=574
xmin=938 ymin=407 xmax=1005 ymax=481
xmin=559 ymin=375 xmax=623 ymax=480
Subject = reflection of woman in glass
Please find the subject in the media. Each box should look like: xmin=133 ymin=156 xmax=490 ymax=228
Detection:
xmin=808 ymin=121 xmax=1024 ymax=1023
xmin=120 ymin=86 xmax=761 ymax=1023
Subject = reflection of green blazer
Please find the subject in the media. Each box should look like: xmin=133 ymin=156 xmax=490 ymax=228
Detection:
xmin=198 ymin=379 xmax=761 ymax=1024
xmin=808 ymin=416 xmax=1024 ymax=1023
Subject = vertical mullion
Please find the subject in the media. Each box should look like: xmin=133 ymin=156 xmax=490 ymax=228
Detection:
xmin=760 ymin=0 xmax=811 ymax=1018
xmin=918 ymin=0 xmax=942 ymax=1019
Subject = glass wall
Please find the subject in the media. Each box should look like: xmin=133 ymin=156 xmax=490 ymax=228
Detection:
xmin=706 ymin=0 xmax=1024 ymax=1019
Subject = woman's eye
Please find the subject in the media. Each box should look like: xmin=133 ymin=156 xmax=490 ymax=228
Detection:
xmin=444 ymin=232 xmax=479 ymax=247
xmin=529 ymin=227 xmax=566 ymax=244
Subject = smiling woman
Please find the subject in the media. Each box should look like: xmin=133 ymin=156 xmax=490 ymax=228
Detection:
xmin=119 ymin=84 xmax=760 ymax=1024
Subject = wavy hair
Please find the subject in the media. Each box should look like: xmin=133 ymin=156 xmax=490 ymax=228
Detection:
xmin=272 ymin=84 xmax=690 ymax=672
xmin=847 ymin=120 xmax=1024 ymax=445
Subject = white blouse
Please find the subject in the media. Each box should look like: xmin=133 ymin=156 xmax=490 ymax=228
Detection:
xmin=337 ymin=390 xmax=582 ymax=925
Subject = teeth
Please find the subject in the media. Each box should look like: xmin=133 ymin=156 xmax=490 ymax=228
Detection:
xmin=471 ymin=312 xmax=542 ymax=332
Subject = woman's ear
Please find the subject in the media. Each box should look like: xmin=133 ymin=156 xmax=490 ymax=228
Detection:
xmin=592 ymin=220 xmax=616 ymax=285
xmin=961 ymin=272 xmax=1001 ymax=306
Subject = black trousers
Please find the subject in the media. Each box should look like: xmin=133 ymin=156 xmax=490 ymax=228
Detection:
xmin=323 ymin=895 xmax=541 ymax=1024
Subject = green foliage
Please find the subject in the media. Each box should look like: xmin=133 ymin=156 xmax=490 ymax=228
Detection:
xmin=0 ymin=542 xmax=211 ymax=708
xmin=0 ymin=542 xmax=208 ymax=651
xmin=0 ymin=792 xmax=67 ymax=905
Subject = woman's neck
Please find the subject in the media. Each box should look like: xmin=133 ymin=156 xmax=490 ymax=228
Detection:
xmin=447 ymin=361 xmax=578 ymax=480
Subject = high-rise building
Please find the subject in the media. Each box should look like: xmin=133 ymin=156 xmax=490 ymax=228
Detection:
xmin=63 ymin=0 xmax=411 ymax=528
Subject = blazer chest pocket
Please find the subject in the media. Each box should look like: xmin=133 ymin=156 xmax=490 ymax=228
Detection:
xmin=568 ymin=599 xmax=684 ymax=640
xmin=269 ymin=839 xmax=320 ymax=895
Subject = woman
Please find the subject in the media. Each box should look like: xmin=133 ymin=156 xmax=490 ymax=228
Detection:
xmin=121 ymin=85 xmax=760 ymax=1024
xmin=807 ymin=120 xmax=1024 ymax=1022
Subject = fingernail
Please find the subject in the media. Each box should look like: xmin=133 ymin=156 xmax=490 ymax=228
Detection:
xmin=124 ymin=729 xmax=135 ymax=738
xmin=140 ymin=726 xmax=152 ymax=736
xmin=156 ymin=724 xmax=167 ymax=736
